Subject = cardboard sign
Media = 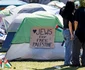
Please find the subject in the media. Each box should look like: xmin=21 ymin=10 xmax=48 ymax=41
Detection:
xmin=30 ymin=27 xmax=55 ymax=48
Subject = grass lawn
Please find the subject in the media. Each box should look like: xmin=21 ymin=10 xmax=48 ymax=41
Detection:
xmin=0 ymin=60 xmax=85 ymax=70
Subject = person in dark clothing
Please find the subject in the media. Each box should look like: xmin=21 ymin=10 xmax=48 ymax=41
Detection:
xmin=59 ymin=1 xmax=75 ymax=66
xmin=72 ymin=0 xmax=85 ymax=67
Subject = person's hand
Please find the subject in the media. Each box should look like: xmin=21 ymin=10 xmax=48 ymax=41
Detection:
xmin=70 ymin=34 xmax=74 ymax=40
xmin=73 ymin=31 xmax=75 ymax=35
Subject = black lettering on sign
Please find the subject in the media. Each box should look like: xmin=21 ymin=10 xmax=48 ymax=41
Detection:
xmin=35 ymin=28 xmax=52 ymax=35
xmin=30 ymin=27 xmax=54 ymax=48
xmin=33 ymin=29 xmax=37 ymax=33
xmin=39 ymin=36 xmax=46 ymax=38
xmin=32 ymin=42 xmax=52 ymax=48
xmin=37 ymin=39 xmax=47 ymax=42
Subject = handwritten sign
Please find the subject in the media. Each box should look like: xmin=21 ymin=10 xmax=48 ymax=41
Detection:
xmin=30 ymin=27 xmax=55 ymax=48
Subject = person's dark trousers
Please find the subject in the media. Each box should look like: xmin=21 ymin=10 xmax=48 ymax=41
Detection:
xmin=81 ymin=43 xmax=85 ymax=66
xmin=72 ymin=35 xmax=81 ymax=66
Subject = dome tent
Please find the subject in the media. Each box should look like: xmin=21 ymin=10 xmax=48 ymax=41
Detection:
xmin=3 ymin=11 xmax=64 ymax=60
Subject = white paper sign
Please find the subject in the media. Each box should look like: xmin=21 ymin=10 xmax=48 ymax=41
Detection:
xmin=30 ymin=27 xmax=55 ymax=48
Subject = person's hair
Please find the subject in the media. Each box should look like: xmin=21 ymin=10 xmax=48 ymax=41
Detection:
xmin=61 ymin=1 xmax=75 ymax=19
xmin=64 ymin=1 xmax=75 ymax=14
xmin=80 ymin=0 xmax=85 ymax=7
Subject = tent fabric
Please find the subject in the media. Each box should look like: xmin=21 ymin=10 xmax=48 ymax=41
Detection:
xmin=5 ymin=43 xmax=64 ymax=60
xmin=0 ymin=0 xmax=27 ymax=7
xmin=7 ymin=13 xmax=31 ymax=32
xmin=48 ymin=1 xmax=65 ymax=8
xmin=20 ymin=0 xmax=51 ymax=4
xmin=18 ymin=6 xmax=46 ymax=13
xmin=0 ymin=3 xmax=62 ymax=32
xmin=3 ymin=11 xmax=64 ymax=60
xmin=2 ymin=3 xmax=61 ymax=32
xmin=8 ymin=12 xmax=62 ymax=32
xmin=8 ymin=12 xmax=63 ymax=43
xmin=10 ymin=4 xmax=45 ymax=15
xmin=0 ymin=5 xmax=17 ymax=33
xmin=2 ymin=32 xmax=15 ymax=50
xmin=10 ymin=3 xmax=60 ymax=15
xmin=0 ymin=5 xmax=16 ymax=17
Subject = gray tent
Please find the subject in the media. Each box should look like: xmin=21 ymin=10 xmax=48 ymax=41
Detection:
xmin=20 ymin=0 xmax=51 ymax=4
xmin=4 ymin=12 xmax=64 ymax=60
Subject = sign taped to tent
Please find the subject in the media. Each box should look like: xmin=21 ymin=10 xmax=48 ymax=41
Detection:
xmin=30 ymin=27 xmax=55 ymax=48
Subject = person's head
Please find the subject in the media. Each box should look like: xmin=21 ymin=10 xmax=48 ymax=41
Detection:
xmin=60 ymin=1 xmax=75 ymax=18
xmin=80 ymin=0 xmax=85 ymax=7
xmin=65 ymin=1 xmax=75 ymax=13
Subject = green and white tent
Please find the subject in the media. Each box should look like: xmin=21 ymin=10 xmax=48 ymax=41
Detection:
xmin=3 ymin=11 xmax=64 ymax=60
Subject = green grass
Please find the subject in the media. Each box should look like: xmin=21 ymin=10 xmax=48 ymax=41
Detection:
xmin=0 ymin=60 xmax=85 ymax=70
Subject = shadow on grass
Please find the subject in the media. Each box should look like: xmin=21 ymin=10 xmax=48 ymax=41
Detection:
xmin=36 ymin=65 xmax=82 ymax=70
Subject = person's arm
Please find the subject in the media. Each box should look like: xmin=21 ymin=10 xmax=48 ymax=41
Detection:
xmin=74 ymin=20 xmax=78 ymax=31
xmin=69 ymin=21 xmax=74 ymax=40
xmin=74 ymin=9 xmax=78 ymax=32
